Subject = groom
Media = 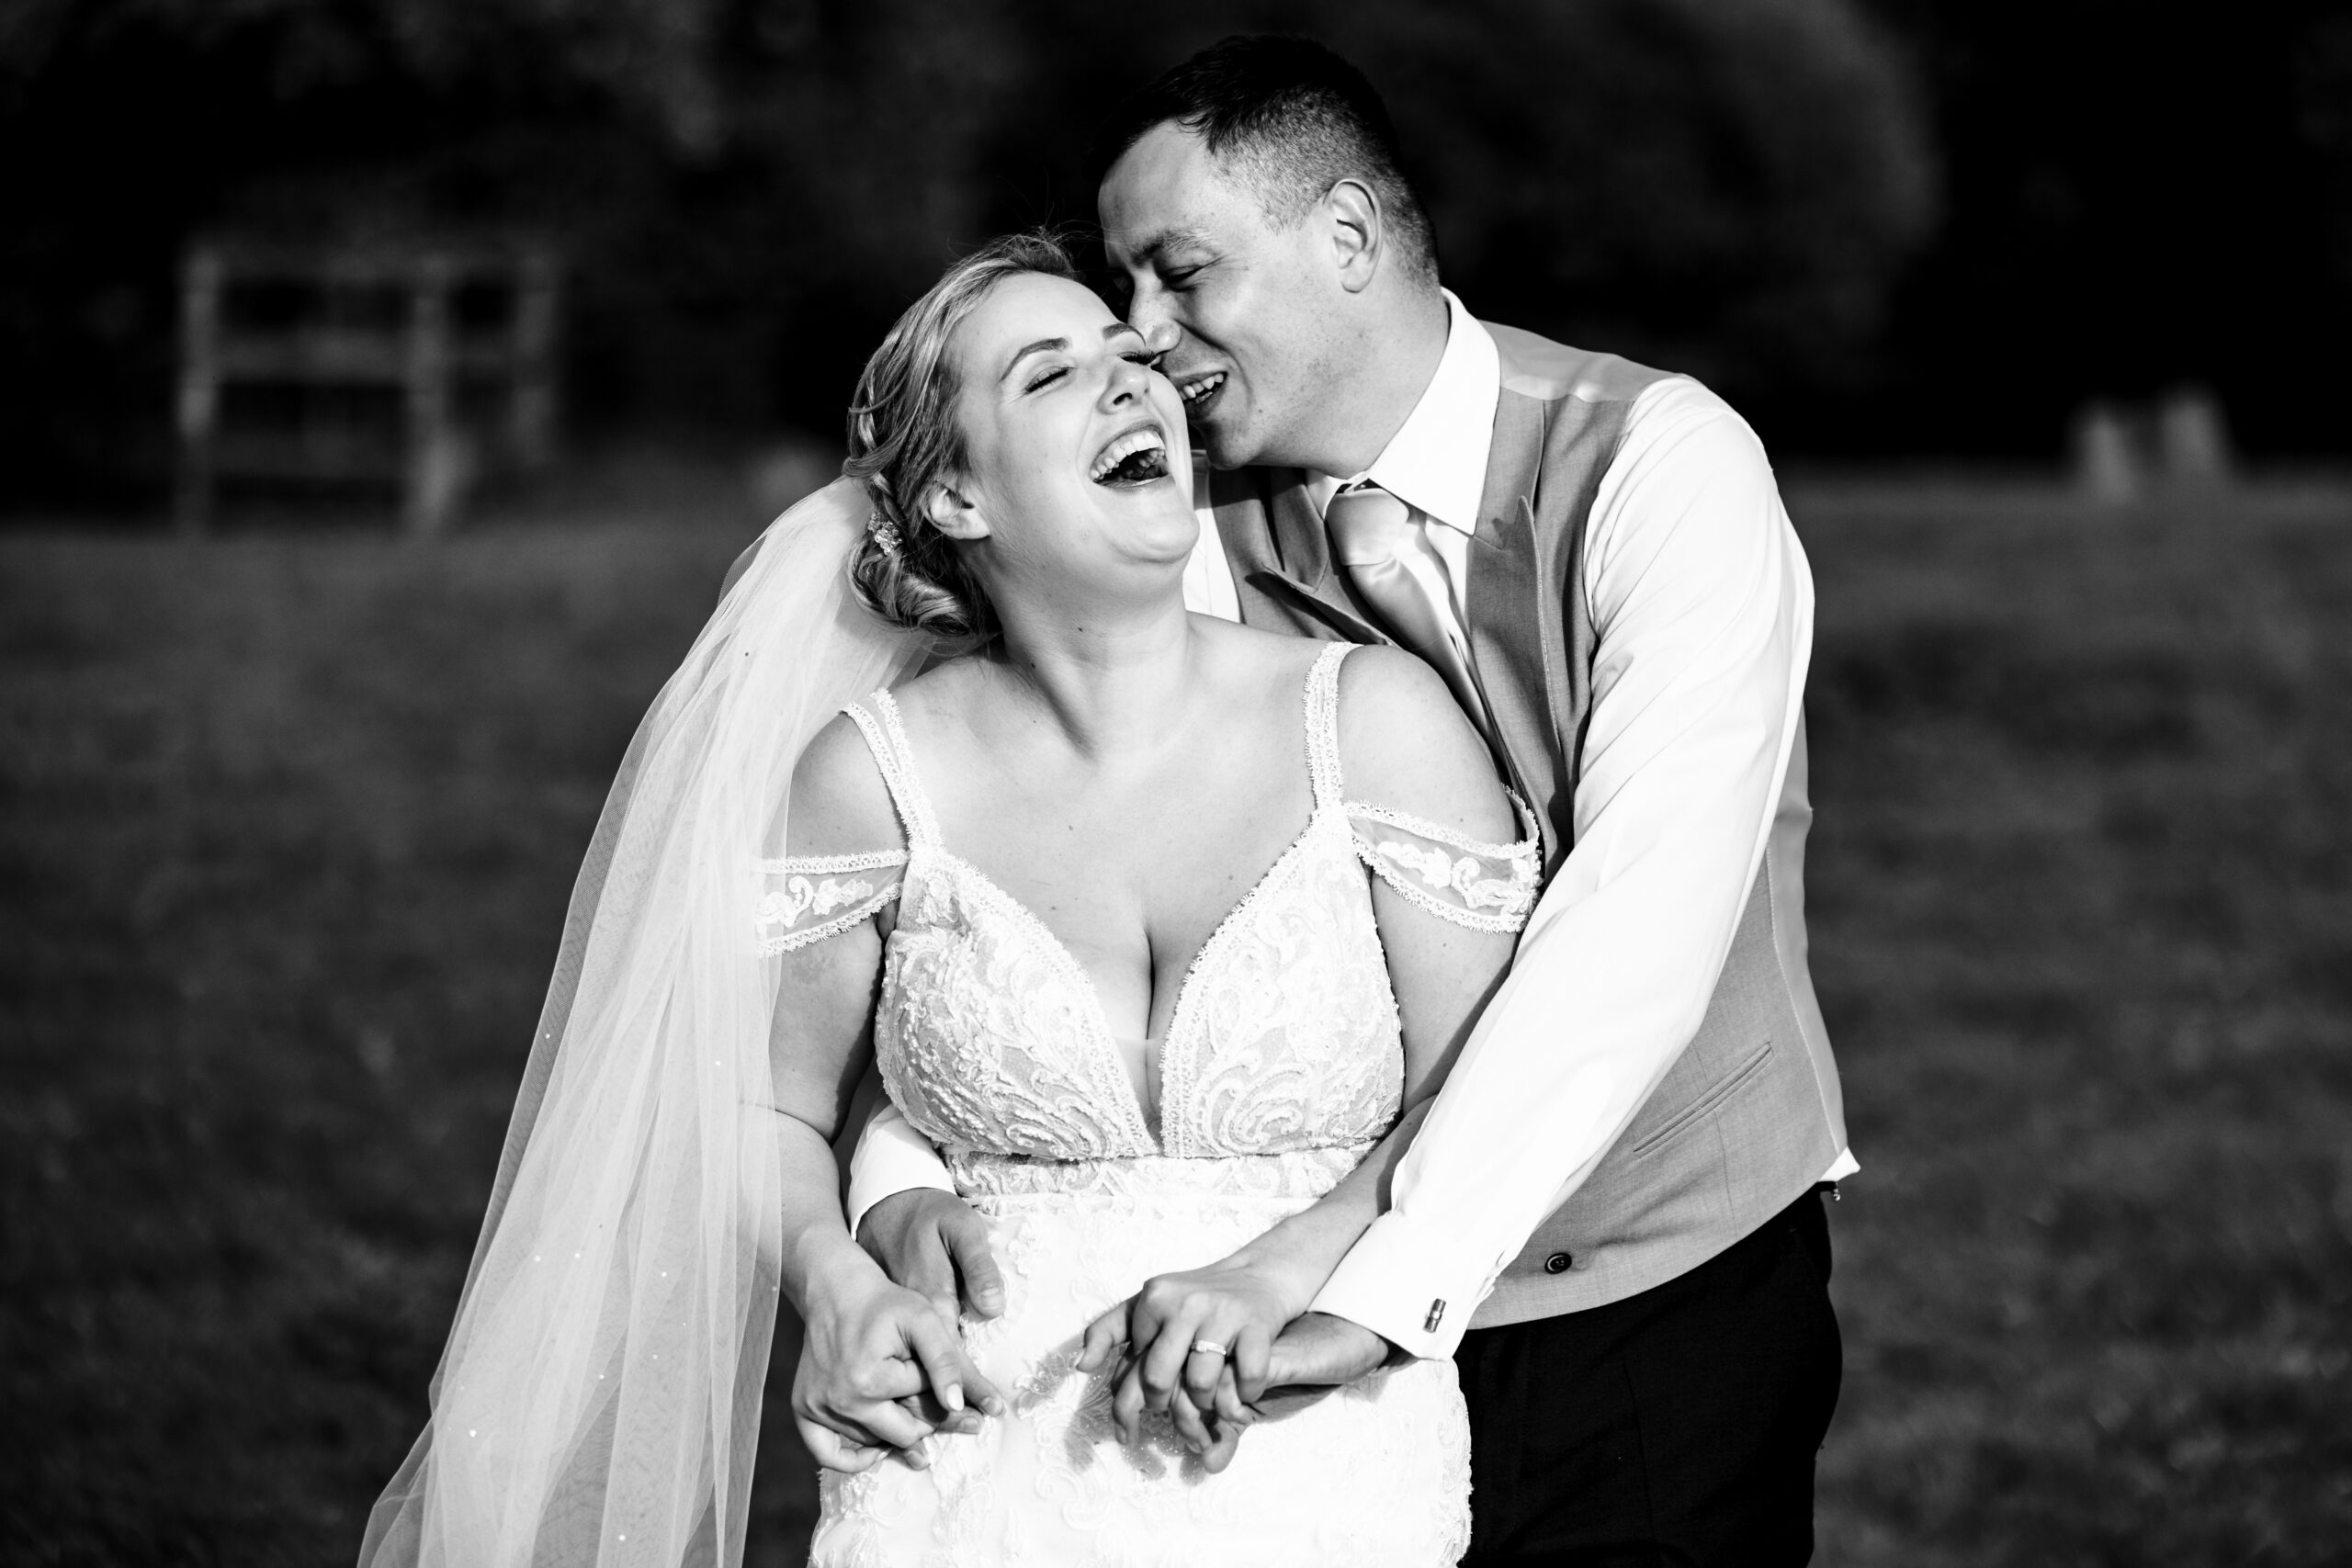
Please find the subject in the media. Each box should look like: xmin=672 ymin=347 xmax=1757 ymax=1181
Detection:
xmin=845 ymin=36 xmax=1851 ymax=1565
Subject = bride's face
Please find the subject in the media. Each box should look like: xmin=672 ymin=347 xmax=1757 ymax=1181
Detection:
xmin=926 ymin=273 xmax=1196 ymax=610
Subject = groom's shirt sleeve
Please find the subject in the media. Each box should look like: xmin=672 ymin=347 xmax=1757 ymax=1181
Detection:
xmin=841 ymin=470 xmax=1238 ymax=1236
xmin=1310 ymin=378 xmax=1815 ymax=1359
xmin=843 ymin=1098 xmax=956 ymax=1237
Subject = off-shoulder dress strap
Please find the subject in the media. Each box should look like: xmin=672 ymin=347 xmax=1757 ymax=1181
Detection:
xmin=752 ymin=690 xmax=927 ymax=956
xmin=1321 ymin=649 xmax=1544 ymax=934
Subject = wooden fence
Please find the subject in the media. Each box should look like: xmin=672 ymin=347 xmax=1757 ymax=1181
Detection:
xmin=175 ymin=241 xmax=559 ymax=535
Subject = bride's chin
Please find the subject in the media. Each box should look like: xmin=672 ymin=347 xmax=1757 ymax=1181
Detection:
xmin=1129 ymin=504 xmax=1201 ymax=558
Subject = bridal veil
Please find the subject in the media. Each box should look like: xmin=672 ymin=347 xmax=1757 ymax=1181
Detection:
xmin=359 ymin=478 xmax=925 ymax=1567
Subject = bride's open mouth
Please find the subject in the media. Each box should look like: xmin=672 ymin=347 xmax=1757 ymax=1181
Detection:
xmin=1088 ymin=420 xmax=1172 ymax=487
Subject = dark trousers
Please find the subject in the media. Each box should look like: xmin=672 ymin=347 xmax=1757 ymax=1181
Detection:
xmin=1456 ymin=1188 xmax=1842 ymax=1567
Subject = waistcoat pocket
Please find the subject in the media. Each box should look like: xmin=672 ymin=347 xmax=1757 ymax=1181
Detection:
xmin=1626 ymin=1037 xmax=1775 ymax=1160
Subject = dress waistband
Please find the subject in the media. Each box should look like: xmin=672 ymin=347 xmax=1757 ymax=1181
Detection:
xmin=949 ymin=1145 xmax=1369 ymax=1204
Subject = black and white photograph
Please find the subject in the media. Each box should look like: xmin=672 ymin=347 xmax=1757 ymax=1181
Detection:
xmin=3 ymin=3 xmax=2348 ymax=1564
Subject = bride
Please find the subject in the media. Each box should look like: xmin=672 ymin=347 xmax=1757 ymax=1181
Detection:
xmin=359 ymin=232 xmax=1536 ymax=1568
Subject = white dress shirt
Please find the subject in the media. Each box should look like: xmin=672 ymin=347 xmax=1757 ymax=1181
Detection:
xmin=845 ymin=291 xmax=1854 ymax=1358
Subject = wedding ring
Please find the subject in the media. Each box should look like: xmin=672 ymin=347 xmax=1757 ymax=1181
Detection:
xmin=1190 ymin=1339 xmax=1229 ymax=1359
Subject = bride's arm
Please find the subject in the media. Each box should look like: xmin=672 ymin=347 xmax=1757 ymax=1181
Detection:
xmin=768 ymin=716 xmax=1005 ymax=1472
xmin=1085 ymin=649 xmax=1524 ymax=1461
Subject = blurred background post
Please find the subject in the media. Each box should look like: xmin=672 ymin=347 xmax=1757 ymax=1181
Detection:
xmin=2 ymin=1 xmax=2348 ymax=1562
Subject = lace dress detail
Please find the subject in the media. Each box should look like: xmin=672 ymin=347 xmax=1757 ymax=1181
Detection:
xmin=753 ymin=849 xmax=906 ymax=954
xmin=1312 ymin=657 xmax=1544 ymax=935
xmin=804 ymin=643 xmax=1504 ymax=1567
xmin=1348 ymin=797 xmax=1541 ymax=932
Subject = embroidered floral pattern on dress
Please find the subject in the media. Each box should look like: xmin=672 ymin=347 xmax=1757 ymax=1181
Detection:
xmin=1346 ymin=796 xmax=1542 ymax=934
xmin=753 ymin=849 xmax=908 ymax=954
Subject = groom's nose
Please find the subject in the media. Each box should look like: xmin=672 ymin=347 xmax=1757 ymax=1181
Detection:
xmin=1131 ymin=314 xmax=1182 ymax=359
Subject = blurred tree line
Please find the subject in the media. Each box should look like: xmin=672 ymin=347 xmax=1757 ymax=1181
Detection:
xmin=0 ymin=0 xmax=2345 ymax=512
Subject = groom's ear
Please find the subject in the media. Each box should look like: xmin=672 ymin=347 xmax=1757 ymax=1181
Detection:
xmin=925 ymin=481 xmax=990 ymax=542
xmin=1326 ymin=179 xmax=1384 ymax=296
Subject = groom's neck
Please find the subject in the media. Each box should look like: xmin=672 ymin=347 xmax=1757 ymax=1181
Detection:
xmin=1291 ymin=284 xmax=1450 ymax=479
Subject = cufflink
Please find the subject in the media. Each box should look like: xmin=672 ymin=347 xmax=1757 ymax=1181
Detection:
xmin=1423 ymin=1299 xmax=1446 ymax=1333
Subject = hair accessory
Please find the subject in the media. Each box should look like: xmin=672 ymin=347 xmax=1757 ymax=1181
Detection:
xmin=867 ymin=512 xmax=902 ymax=556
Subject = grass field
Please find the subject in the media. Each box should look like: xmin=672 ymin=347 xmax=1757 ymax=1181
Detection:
xmin=4 ymin=469 xmax=2348 ymax=1565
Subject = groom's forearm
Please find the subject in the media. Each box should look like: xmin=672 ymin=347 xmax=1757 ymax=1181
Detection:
xmin=1312 ymin=389 xmax=1812 ymax=1359
xmin=1222 ymin=1099 xmax=1433 ymax=1316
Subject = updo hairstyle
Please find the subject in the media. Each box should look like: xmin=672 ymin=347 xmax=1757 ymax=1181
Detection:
xmin=845 ymin=231 xmax=1084 ymax=640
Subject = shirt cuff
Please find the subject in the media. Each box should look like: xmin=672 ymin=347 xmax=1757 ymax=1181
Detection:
xmin=1308 ymin=1211 xmax=1504 ymax=1361
xmin=842 ymin=1101 xmax=957 ymax=1238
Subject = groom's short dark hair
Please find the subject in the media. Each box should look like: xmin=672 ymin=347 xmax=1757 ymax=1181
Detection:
xmin=1093 ymin=36 xmax=1438 ymax=280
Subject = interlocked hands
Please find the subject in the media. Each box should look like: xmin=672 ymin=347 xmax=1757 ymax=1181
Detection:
xmin=796 ymin=1190 xmax=1391 ymax=1475
xmin=789 ymin=1265 xmax=1006 ymax=1474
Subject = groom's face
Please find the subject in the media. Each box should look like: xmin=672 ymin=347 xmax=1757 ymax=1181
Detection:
xmin=1100 ymin=123 xmax=1347 ymax=471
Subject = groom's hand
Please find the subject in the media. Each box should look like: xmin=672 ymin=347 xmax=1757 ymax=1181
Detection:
xmin=857 ymin=1189 xmax=1007 ymax=1325
xmin=1257 ymin=1311 xmax=1396 ymax=1406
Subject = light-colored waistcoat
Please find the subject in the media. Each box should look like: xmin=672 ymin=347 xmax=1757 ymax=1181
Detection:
xmin=1207 ymin=321 xmax=1847 ymax=1323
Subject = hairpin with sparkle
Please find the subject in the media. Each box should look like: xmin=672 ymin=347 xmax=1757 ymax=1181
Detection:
xmin=867 ymin=512 xmax=902 ymax=556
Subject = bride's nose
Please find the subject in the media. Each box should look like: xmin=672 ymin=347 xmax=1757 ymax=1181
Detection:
xmin=1100 ymin=354 xmax=1150 ymax=407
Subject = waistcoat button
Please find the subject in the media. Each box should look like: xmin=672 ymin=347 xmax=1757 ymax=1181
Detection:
xmin=1544 ymin=1251 xmax=1573 ymax=1274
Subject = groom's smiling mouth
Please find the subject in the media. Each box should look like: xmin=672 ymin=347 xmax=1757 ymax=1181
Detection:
xmin=1174 ymin=370 xmax=1227 ymax=420
xmin=1089 ymin=421 xmax=1172 ymax=487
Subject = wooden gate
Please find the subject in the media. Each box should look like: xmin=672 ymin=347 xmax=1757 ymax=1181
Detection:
xmin=175 ymin=240 xmax=559 ymax=535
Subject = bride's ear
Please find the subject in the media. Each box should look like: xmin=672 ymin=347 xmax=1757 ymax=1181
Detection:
xmin=924 ymin=480 xmax=990 ymax=542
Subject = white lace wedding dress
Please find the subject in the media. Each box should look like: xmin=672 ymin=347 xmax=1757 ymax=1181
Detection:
xmin=760 ymin=644 xmax=1539 ymax=1568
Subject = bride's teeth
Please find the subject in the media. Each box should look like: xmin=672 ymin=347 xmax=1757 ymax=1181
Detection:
xmin=1090 ymin=426 xmax=1168 ymax=482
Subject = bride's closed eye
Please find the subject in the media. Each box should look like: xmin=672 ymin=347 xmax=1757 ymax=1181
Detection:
xmin=1023 ymin=350 xmax=1156 ymax=393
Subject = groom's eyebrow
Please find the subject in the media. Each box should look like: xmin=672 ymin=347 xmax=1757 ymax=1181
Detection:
xmin=1124 ymin=226 xmax=1209 ymax=265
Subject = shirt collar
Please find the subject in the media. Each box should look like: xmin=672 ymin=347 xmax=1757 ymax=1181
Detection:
xmin=1309 ymin=289 xmax=1500 ymax=536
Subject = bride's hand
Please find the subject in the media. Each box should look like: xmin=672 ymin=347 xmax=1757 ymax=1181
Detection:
xmin=1076 ymin=1247 xmax=1318 ymax=1459
xmin=792 ymin=1269 xmax=1006 ymax=1473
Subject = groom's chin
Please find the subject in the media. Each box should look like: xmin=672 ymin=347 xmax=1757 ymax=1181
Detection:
xmin=1191 ymin=423 xmax=1258 ymax=473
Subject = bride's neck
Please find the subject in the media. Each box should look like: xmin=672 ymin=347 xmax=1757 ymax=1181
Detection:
xmin=985 ymin=592 xmax=1201 ymax=760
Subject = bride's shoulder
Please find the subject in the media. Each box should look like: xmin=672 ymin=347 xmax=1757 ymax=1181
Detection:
xmin=1190 ymin=615 xmax=1330 ymax=678
xmin=881 ymin=651 xmax=991 ymax=730
xmin=1331 ymin=645 xmax=1517 ymax=841
xmin=787 ymin=709 xmax=902 ymax=855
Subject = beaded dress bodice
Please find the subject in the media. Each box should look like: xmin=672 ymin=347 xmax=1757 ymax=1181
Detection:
xmin=863 ymin=653 xmax=1407 ymax=1179
xmin=767 ymin=644 xmax=1538 ymax=1567
xmin=760 ymin=642 xmax=1541 ymax=1188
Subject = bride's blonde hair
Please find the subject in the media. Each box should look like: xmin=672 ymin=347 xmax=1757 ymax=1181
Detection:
xmin=845 ymin=231 xmax=1084 ymax=641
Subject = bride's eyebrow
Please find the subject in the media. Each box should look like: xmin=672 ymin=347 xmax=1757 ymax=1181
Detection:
xmin=1002 ymin=324 xmax=1141 ymax=381
xmin=1001 ymin=337 xmax=1070 ymax=380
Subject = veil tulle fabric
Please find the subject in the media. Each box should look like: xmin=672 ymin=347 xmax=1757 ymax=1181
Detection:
xmin=360 ymin=477 xmax=926 ymax=1568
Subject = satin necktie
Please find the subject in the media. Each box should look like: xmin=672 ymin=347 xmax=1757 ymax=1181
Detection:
xmin=1323 ymin=482 xmax=1495 ymax=743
